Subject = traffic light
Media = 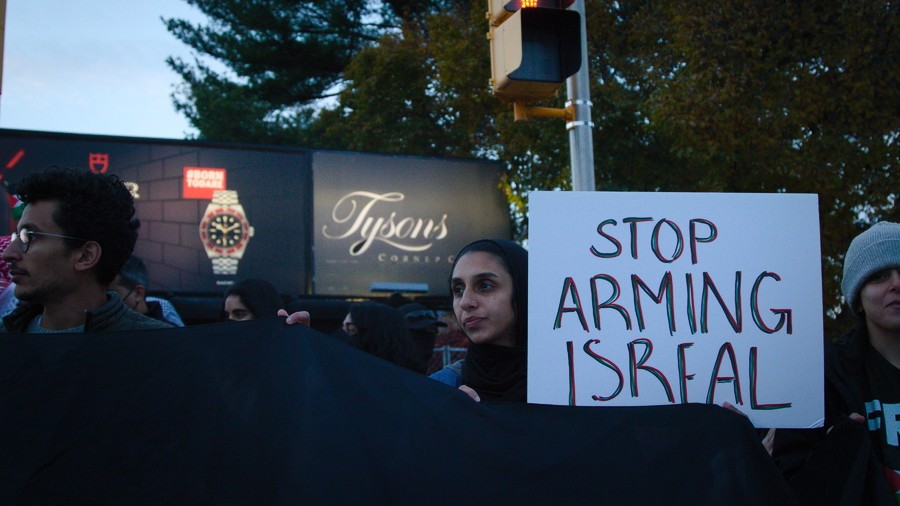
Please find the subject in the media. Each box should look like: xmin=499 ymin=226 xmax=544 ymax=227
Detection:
xmin=487 ymin=0 xmax=582 ymax=103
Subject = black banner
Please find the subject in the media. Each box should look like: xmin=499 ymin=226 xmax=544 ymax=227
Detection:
xmin=0 ymin=320 xmax=794 ymax=504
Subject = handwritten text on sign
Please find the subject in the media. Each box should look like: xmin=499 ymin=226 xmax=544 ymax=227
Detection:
xmin=527 ymin=192 xmax=824 ymax=428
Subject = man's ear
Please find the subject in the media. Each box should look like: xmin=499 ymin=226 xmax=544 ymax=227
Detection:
xmin=133 ymin=284 xmax=146 ymax=301
xmin=73 ymin=241 xmax=102 ymax=273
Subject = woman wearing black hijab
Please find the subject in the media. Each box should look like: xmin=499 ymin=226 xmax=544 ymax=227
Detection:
xmin=339 ymin=302 xmax=419 ymax=372
xmin=223 ymin=279 xmax=283 ymax=321
xmin=431 ymin=239 xmax=528 ymax=402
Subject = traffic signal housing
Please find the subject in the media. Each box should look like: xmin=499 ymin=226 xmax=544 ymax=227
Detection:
xmin=487 ymin=0 xmax=582 ymax=103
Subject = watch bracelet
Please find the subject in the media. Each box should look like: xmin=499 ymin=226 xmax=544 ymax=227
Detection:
xmin=211 ymin=257 xmax=239 ymax=275
xmin=212 ymin=190 xmax=240 ymax=206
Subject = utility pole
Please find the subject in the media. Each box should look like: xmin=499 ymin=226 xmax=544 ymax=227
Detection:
xmin=486 ymin=0 xmax=593 ymax=190
xmin=0 ymin=0 xmax=7 ymax=119
xmin=566 ymin=0 xmax=595 ymax=191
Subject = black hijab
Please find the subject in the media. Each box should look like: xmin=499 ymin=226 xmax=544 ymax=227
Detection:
xmin=348 ymin=302 xmax=418 ymax=372
xmin=224 ymin=279 xmax=283 ymax=320
xmin=453 ymin=239 xmax=528 ymax=402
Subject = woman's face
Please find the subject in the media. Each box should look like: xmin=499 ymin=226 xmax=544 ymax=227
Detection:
xmin=860 ymin=267 xmax=900 ymax=339
xmin=224 ymin=294 xmax=254 ymax=321
xmin=451 ymin=251 xmax=516 ymax=347
xmin=342 ymin=312 xmax=359 ymax=336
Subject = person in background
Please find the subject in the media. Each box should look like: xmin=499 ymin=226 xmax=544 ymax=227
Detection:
xmin=0 ymin=235 xmax=17 ymax=318
xmin=0 ymin=282 xmax=18 ymax=318
xmin=0 ymin=168 xmax=172 ymax=332
xmin=110 ymin=255 xmax=184 ymax=326
xmin=427 ymin=310 xmax=468 ymax=375
xmin=223 ymin=279 xmax=283 ymax=321
xmin=340 ymin=301 xmax=418 ymax=372
xmin=0 ymin=197 xmax=27 ymax=318
xmin=773 ymin=221 xmax=900 ymax=505
xmin=0 ymin=234 xmax=11 ymax=294
xmin=430 ymin=238 xmax=528 ymax=402
xmin=399 ymin=302 xmax=446 ymax=374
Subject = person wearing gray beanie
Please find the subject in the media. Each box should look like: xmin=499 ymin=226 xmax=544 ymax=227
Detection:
xmin=772 ymin=221 xmax=900 ymax=503
xmin=840 ymin=221 xmax=900 ymax=316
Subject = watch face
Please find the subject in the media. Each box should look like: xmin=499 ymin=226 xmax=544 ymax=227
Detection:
xmin=204 ymin=211 xmax=246 ymax=250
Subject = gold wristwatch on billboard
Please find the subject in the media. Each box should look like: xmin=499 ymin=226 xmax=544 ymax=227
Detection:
xmin=199 ymin=190 xmax=254 ymax=275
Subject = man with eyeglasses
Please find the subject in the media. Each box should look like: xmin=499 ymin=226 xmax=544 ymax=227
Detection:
xmin=0 ymin=168 xmax=172 ymax=333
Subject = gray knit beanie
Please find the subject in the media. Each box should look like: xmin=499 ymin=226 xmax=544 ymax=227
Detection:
xmin=841 ymin=221 xmax=900 ymax=315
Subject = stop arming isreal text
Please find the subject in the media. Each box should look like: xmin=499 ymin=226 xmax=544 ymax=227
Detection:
xmin=554 ymin=217 xmax=792 ymax=410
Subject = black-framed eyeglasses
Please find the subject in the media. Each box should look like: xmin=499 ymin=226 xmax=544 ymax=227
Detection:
xmin=121 ymin=287 xmax=137 ymax=309
xmin=10 ymin=227 xmax=89 ymax=253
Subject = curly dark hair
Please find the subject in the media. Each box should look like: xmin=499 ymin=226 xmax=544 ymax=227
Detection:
xmin=15 ymin=168 xmax=140 ymax=285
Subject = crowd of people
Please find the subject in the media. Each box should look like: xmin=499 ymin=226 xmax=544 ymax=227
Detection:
xmin=0 ymin=167 xmax=459 ymax=373
xmin=0 ymin=167 xmax=897 ymax=504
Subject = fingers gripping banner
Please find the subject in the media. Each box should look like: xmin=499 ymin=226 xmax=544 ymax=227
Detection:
xmin=0 ymin=320 xmax=792 ymax=504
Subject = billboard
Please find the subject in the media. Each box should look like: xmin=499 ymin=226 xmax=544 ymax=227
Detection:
xmin=312 ymin=151 xmax=510 ymax=296
xmin=0 ymin=129 xmax=510 ymax=297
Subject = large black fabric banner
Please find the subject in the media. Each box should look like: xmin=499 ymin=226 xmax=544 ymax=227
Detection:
xmin=0 ymin=319 xmax=795 ymax=504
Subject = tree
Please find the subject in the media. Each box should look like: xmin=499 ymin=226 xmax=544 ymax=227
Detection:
xmin=305 ymin=24 xmax=446 ymax=155
xmin=617 ymin=0 xmax=898 ymax=335
xmin=164 ymin=0 xmax=399 ymax=143
xmin=167 ymin=0 xmax=897 ymax=337
xmin=306 ymin=0 xmax=899 ymax=336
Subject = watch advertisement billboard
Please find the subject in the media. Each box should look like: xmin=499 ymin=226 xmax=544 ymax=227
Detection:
xmin=0 ymin=129 xmax=511 ymax=298
xmin=0 ymin=130 xmax=314 ymax=294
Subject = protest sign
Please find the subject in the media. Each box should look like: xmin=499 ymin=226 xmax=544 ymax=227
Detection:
xmin=528 ymin=191 xmax=824 ymax=428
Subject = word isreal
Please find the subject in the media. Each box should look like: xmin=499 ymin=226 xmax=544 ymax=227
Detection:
xmin=527 ymin=192 xmax=824 ymax=428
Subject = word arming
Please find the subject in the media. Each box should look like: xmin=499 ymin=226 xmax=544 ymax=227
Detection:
xmin=554 ymin=270 xmax=793 ymax=337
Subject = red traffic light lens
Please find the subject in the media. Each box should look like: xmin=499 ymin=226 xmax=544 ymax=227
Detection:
xmin=504 ymin=0 xmax=576 ymax=10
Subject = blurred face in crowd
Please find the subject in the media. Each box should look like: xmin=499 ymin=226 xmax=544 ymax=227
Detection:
xmin=110 ymin=275 xmax=147 ymax=314
xmin=860 ymin=267 xmax=900 ymax=340
xmin=342 ymin=312 xmax=358 ymax=336
xmin=224 ymin=294 xmax=253 ymax=321
xmin=451 ymin=251 xmax=516 ymax=347
xmin=436 ymin=312 xmax=460 ymax=338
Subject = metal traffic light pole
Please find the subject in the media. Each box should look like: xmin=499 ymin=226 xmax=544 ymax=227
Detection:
xmin=487 ymin=0 xmax=594 ymax=190
xmin=565 ymin=0 xmax=595 ymax=191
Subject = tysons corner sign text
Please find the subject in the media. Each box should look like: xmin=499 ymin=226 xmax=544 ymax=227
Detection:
xmin=322 ymin=191 xmax=449 ymax=256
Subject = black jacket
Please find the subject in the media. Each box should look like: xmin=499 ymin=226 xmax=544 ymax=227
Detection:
xmin=1 ymin=291 xmax=173 ymax=333
xmin=773 ymin=325 xmax=894 ymax=505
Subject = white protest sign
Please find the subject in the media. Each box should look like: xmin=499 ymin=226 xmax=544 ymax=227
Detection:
xmin=527 ymin=191 xmax=824 ymax=428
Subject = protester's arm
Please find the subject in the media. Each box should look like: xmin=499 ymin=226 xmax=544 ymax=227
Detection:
xmin=760 ymin=427 xmax=776 ymax=456
xmin=722 ymin=401 xmax=776 ymax=455
xmin=774 ymin=413 xmax=871 ymax=504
